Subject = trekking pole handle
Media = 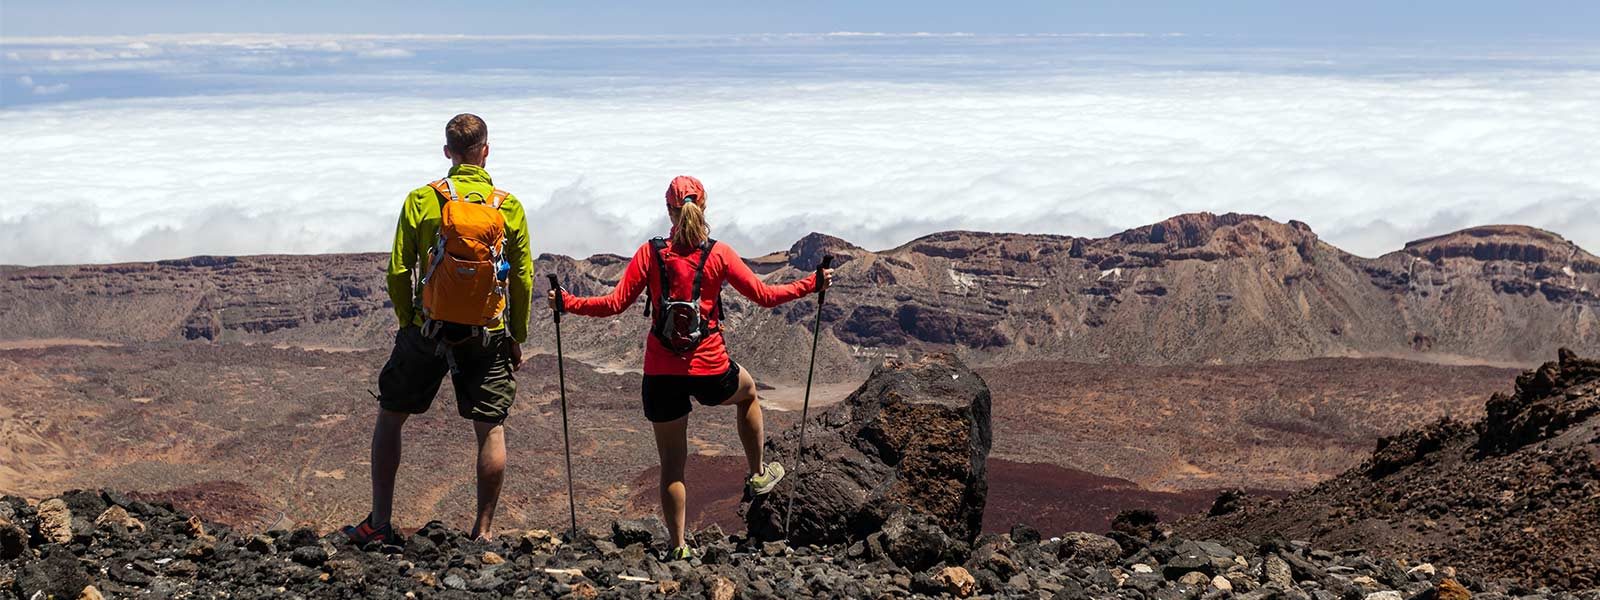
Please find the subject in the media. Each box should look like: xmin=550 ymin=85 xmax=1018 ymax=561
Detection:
xmin=547 ymin=274 xmax=563 ymax=321
xmin=817 ymin=255 xmax=834 ymax=301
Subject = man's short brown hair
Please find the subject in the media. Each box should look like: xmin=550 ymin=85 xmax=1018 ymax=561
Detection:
xmin=445 ymin=113 xmax=487 ymax=155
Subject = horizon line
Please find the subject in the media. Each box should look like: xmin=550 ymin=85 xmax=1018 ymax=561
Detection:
xmin=3 ymin=214 xmax=1588 ymax=269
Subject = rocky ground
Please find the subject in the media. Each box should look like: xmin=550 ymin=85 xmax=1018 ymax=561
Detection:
xmin=5 ymin=353 xmax=1600 ymax=598
xmin=1184 ymin=349 xmax=1600 ymax=591
xmin=11 ymin=489 xmax=1593 ymax=600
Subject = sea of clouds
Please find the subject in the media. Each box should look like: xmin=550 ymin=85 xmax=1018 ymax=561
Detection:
xmin=1 ymin=34 xmax=1597 ymax=265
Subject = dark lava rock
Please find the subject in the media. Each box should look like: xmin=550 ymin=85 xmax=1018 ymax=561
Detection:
xmin=744 ymin=353 xmax=992 ymax=546
xmin=1056 ymin=532 xmax=1122 ymax=564
xmin=1010 ymin=523 xmax=1042 ymax=545
xmin=0 ymin=519 xmax=26 ymax=560
xmin=881 ymin=511 xmax=963 ymax=571
xmin=611 ymin=517 xmax=667 ymax=549
xmin=17 ymin=547 xmax=89 ymax=598
xmin=1479 ymin=347 xmax=1600 ymax=455
xmin=1183 ymin=349 xmax=1600 ymax=590
xmin=290 ymin=545 xmax=330 ymax=566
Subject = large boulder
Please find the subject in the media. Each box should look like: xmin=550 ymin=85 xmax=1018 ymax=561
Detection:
xmin=743 ymin=353 xmax=992 ymax=545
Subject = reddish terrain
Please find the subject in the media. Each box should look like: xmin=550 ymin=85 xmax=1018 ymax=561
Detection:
xmin=1 ymin=342 xmax=1513 ymax=537
xmin=1 ymin=214 xmax=1592 ymax=535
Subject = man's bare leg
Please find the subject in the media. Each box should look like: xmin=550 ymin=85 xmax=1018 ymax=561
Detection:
xmin=471 ymin=421 xmax=506 ymax=539
xmin=370 ymin=409 xmax=410 ymax=526
xmin=652 ymin=416 xmax=691 ymax=549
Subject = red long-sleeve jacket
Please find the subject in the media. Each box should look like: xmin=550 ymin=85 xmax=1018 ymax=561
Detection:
xmin=562 ymin=239 xmax=818 ymax=376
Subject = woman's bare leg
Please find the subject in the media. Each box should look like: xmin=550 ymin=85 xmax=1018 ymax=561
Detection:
xmin=651 ymin=415 xmax=690 ymax=548
xmin=726 ymin=365 xmax=763 ymax=476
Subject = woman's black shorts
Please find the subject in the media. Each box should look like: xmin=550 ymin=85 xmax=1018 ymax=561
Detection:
xmin=640 ymin=362 xmax=743 ymax=423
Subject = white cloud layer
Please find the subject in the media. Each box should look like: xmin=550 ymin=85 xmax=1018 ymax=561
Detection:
xmin=1 ymin=36 xmax=1598 ymax=265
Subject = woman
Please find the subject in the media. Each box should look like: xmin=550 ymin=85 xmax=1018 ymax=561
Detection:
xmin=548 ymin=175 xmax=831 ymax=559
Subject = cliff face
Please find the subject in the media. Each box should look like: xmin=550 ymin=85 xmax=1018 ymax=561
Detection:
xmin=2 ymin=214 xmax=1596 ymax=379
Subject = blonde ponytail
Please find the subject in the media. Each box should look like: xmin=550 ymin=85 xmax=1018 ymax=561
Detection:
xmin=673 ymin=201 xmax=710 ymax=248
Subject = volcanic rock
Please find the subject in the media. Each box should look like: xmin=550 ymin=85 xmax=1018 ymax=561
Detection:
xmin=611 ymin=517 xmax=667 ymax=549
xmin=37 ymin=498 xmax=74 ymax=544
xmin=742 ymin=353 xmax=992 ymax=546
xmin=1184 ymin=349 xmax=1600 ymax=589
xmin=94 ymin=505 xmax=146 ymax=533
xmin=1055 ymin=532 xmax=1122 ymax=564
xmin=0 ymin=519 xmax=26 ymax=560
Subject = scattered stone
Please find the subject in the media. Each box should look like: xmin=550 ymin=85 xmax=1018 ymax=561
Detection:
xmin=709 ymin=575 xmax=737 ymax=600
xmin=443 ymin=573 xmax=467 ymax=590
xmin=246 ymin=533 xmax=276 ymax=554
xmin=37 ymin=498 xmax=74 ymax=544
xmin=79 ymin=584 xmax=105 ymax=600
xmin=1213 ymin=575 xmax=1234 ymax=592
xmin=414 ymin=571 xmax=438 ymax=587
xmin=570 ymin=580 xmax=599 ymax=599
xmin=934 ymin=565 xmax=977 ymax=598
xmin=1366 ymin=592 xmax=1403 ymax=600
xmin=17 ymin=548 xmax=89 ymax=598
xmin=880 ymin=510 xmax=959 ymax=571
xmin=762 ymin=540 xmax=788 ymax=557
xmin=1009 ymin=523 xmax=1041 ymax=544
xmin=482 ymin=550 xmax=505 ymax=565
xmin=0 ymin=519 xmax=26 ymax=560
xmin=612 ymin=517 xmax=667 ymax=549
xmin=1265 ymin=554 xmax=1295 ymax=588
xmin=519 ymin=528 xmax=563 ymax=553
xmin=658 ymin=579 xmax=681 ymax=595
xmin=1056 ymin=531 xmax=1122 ymax=564
xmin=165 ymin=558 xmax=199 ymax=578
xmin=290 ymin=545 xmax=329 ymax=566
xmin=1437 ymin=578 xmax=1472 ymax=600
xmin=1178 ymin=571 xmax=1212 ymax=587
xmin=94 ymin=505 xmax=146 ymax=533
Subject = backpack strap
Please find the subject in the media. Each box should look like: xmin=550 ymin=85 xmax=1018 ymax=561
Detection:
xmin=645 ymin=238 xmax=669 ymax=319
xmin=427 ymin=178 xmax=461 ymax=203
xmin=488 ymin=188 xmax=509 ymax=209
xmin=688 ymin=239 xmax=715 ymax=304
xmin=693 ymin=239 xmax=723 ymax=330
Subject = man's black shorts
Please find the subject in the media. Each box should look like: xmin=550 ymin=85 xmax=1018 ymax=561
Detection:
xmin=375 ymin=326 xmax=516 ymax=424
xmin=639 ymin=362 xmax=742 ymax=423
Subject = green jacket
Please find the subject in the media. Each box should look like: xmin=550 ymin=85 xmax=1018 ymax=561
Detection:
xmin=387 ymin=164 xmax=534 ymax=343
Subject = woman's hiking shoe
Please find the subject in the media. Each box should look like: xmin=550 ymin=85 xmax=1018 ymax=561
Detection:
xmin=747 ymin=462 xmax=786 ymax=496
xmin=668 ymin=545 xmax=695 ymax=561
xmin=342 ymin=514 xmax=394 ymax=545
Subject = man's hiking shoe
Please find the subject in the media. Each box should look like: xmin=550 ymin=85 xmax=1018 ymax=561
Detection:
xmin=668 ymin=545 xmax=695 ymax=561
xmin=747 ymin=462 xmax=786 ymax=496
xmin=342 ymin=514 xmax=394 ymax=545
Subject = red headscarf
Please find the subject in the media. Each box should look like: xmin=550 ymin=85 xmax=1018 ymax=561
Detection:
xmin=665 ymin=175 xmax=706 ymax=209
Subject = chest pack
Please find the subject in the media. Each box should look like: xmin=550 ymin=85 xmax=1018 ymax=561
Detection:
xmin=647 ymin=238 xmax=723 ymax=355
xmin=420 ymin=178 xmax=510 ymax=346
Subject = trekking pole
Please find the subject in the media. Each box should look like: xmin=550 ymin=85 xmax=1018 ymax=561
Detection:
xmin=548 ymin=274 xmax=579 ymax=541
xmin=784 ymin=255 xmax=833 ymax=538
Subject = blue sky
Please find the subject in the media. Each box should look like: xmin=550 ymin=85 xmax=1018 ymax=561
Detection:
xmin=4 ymin=1 xmax=1600 ymax=39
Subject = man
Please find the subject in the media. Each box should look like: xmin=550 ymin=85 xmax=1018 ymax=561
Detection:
xmin=344 ymin=113 xmax=534 ymax=544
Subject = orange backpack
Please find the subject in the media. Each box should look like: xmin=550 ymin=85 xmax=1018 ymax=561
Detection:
xmin=420 ymin=178 xmax=510 ymax=340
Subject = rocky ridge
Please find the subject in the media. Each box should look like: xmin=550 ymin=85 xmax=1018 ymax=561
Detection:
xmin=1184 ymin=349 xmax=1600 ymax=590
xmin=2 ymin=214 xmax=1596 ymax=380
